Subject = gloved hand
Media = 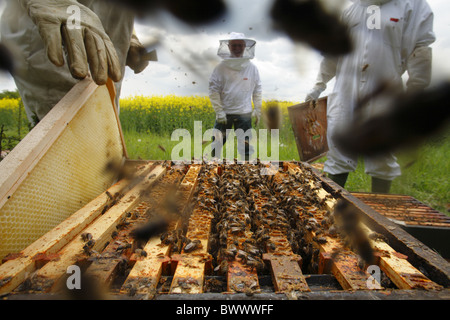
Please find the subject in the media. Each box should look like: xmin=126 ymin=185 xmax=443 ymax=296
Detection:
xmin=305 ymin=86 xmax=323 ymax=102
xmin=126 ymin=33 xmax=150 ymax=74
xmin=252 ymin=91 xmax=262 ymax=126
xmin=210 ymin=91 xmax=227 ymax=124
xmin=406 ymin=46 xmax=432 ymax=93
xmin=216 ymin=111 xmax=227 ymax=124
xmin=252 ymin=109 xmax=261 ymax=126
xmin=306 ymin=55 xmax=337 ymax=102
xmin=19 ymin=0 xmax=121 ymax=85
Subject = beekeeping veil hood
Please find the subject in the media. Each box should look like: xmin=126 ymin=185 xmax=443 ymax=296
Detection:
xmin=217 ymin=32 xmax=256 ymax=70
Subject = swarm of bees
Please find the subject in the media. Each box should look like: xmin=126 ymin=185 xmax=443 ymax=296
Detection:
xmin=176 ymin=161 xmax=378 ymax=281
xmin=87 ymin=161 xmax=383 ymax=295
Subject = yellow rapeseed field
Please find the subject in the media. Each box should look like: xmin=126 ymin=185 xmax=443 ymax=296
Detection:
xmin=1 ymin=95 xmax=295 ymax=135
xmin=118 ymin=95 xmax=294 ymax=134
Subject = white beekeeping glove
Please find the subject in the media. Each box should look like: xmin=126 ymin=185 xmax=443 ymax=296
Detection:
xmin=19 ymin=0 xmax=122 ymax=85
xmin=305 ymin=56 xmax=337 ymax=102
xmin=252 ymin=91 xmax=262 ymax=125
xmin=210 ymin=91 xmax=227 ymax=124
xmin=406 ymin=46 xmax=432 ymax=93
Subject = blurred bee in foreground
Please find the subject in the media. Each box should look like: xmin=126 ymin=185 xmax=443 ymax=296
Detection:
xmin=270 ymin=0 xmax=352 ymax=56
xmin=335 ymin=81 xmax=450 ymax=157
xmin=104 ymin=0 xmax=227 ymax=24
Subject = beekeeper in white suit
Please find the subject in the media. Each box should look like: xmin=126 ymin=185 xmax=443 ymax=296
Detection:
xmin=305 ymin=0 xmax=435 ymax=193
xmin=209 ymin=32 xmax=262 ymax=160
xmin=0 ymin=0 xmax=148 ymax=125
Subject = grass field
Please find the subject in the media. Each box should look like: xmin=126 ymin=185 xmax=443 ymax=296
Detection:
xmin=1 ymin=94 xmax=448 ymax=214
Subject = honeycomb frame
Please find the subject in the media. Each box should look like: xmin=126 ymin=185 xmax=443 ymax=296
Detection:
xmin=0 ymin=78 xmax=127 ymax=259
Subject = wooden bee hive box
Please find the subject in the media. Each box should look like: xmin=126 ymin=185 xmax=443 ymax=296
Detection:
xmin=0 ymin=80 xmax=449 ymax=300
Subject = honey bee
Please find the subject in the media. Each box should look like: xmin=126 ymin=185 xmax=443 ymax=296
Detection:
xmin=313 ymin=236 xmax=327 ymax=244
xmin=214 ymin=260 xmax=229 ymax=275
xmin=230 ymin=226 xmax=245 ymax=234
xmin=116 ymin=217 xmax=130 ymax=231
xmin=83 ymin=245 xmax=92 ymax=255
xmin=368 ymin=232 xmax=388 ymax=243
xmin=127 ymin=284 xmax=137 ymax=297
xmin=82 ymin=238 xmax=96 ymax=255
xmin=221 ymin=248 xmax=236 ymax=260
xmin=245 ymin=256 xmax=264 ymax=272
xmin=236 ymin=249 xmax=250 ymax=261
xmin=134 ymin=248 xmax=148 ymax=258
xmin=184 ymin=239 xmax=202 ymax=253
xmin=161 ymin=231 xmax=177 ymax=245
xmin=266 ymin=241 xmax=276 ymax=252
xmin=116 ymin=242 xmax=132 ymax=252
xmin=327 ymin=225 xmax=338 ymax=237
xmin=105 ymin=191 xmax=113 ymax=200
xmin=81 ymin=232 xmax=93 ymax=242
xmin=242 ymin=242 xmax=260 ymax=256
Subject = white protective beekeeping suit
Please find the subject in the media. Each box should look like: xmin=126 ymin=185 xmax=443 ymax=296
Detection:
xmin=0 ymin=0 xmax=135 ymax=124
xmin=306 ymin=0 xmax=435 ymax=181
xmin=209 ymin=32 xmax=262 ymax=124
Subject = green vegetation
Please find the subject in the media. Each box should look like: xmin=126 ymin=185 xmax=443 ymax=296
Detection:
xmin=0 ymin=91 xmax=30 ymax=157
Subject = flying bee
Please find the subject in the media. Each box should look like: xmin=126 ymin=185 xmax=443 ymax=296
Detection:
xmin=335 ymin=81 xmax=450 ymax=157
xmin=131 ymin=216 xmax=169 ymax=242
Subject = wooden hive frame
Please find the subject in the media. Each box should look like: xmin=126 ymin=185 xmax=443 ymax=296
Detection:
xmin=0 ymin=77 xmax=127 ymax=260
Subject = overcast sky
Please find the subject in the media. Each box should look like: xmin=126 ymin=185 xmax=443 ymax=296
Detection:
xmin=1 ymin=0 xmax=449 ymax=103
